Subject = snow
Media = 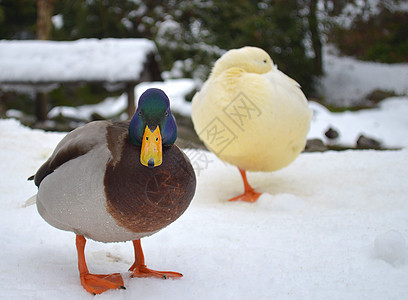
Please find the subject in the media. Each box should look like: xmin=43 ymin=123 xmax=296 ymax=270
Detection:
xmin=49 ymin=94 xmax=129 ymax=121
xmin=374 ymin=230 xmax=407 ymax=267
xmin=319 ymin=47 xmax=408 ymax=106
xmin=1 ymin=36 xmax=408 ymax=298
xmin=136 ymin=79 xmax=195 ymax=116
xmin=47 ymin=78 xmax=196 ymax=119
xmin=308 ymin=97 xmax=408 ymax=148
xmin=0 ymin=118 xmax=407 ymax=299
xmin=0 ymin=39 xmax=157 ymax=83
xmin=51 ymin=14 xmax=64 ymax=30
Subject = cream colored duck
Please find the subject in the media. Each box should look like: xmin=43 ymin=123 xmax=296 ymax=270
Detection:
xmin=191 ymin=46 xmax=312 ymax=202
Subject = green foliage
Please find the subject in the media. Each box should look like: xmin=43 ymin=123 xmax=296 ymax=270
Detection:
xmin=203 ymin=1 xmax=309 ymax=64
xmin=151 ymin=1 xmax=224 ymax=81
xmin=330 ymin=8 xmax=408 ymax=63
xmin=0 ymin=0 xmax=37 ymax=39
xmin=48 ymin=84 xmax=122 ymax=108
xmin=153 ymin=0 xmax=316 ymax=94
xmin=2 ymin=0 xmax=325 ymax=99
xmin=52 ymin=0 xmax=138 ymax=40
xmin=0 ymin=6 xmax=4 ymax=24
xmin=1 ymin=92 xmax=35 ymax=115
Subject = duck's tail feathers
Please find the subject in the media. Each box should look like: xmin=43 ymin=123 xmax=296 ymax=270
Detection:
xmin=23 ymin=195 xmax=37 ymax=208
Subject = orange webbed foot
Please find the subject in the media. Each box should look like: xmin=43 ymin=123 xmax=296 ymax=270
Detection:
xmin=129 ymin=239 xmax=182 ymax=280
xmin=76 ymin=235 xmax=125 ymax=295
xmin=228 ymin=189 xmax=262 ymax=203
xmin=129 ymin=264 xmax=182 ymax=279
xmin=228 ymin=168 xmax=262 ymax=202
xmin=80 ymin=272 xmax=125 ymax=295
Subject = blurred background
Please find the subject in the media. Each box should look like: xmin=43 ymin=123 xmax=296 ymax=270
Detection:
xmin=0 ymin=0 xmax=407 ymax=141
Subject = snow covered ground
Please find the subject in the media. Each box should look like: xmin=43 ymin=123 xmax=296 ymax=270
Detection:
xmin=309 ymin=97 xmax=408 ymax=148
xmin=0 ymin=118 xmax=407 ymax=299
xmin=319 ymin=46 xmax=408 ymax=107
xmin=1 ymin=41 xmax=408 ymax=298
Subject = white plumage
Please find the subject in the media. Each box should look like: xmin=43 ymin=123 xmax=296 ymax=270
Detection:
xmin=192 ymin=46 xmax=312 ymax=172
xmin=192 ymin=47 xmax=312 ymax=202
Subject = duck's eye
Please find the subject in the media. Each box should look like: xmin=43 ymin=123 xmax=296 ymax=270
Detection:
xmin=146 ymin=137 xmax=149 ymax=141
xmin=263 ymin=59 xmax=267 ymax=63
xmin=164 ymin=111 xmax=169 ymax=117
xmin=156 ymin=138 xmax=158 ymax=141
xmin=138 ymin=111 xmax=142 ymax=116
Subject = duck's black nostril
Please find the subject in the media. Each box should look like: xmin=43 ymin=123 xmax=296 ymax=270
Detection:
xmin=148 ymin=158 xmax=155 ymax=168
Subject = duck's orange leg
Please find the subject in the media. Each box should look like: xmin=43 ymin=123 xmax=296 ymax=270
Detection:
xmin=76 ymin=235 xmax=125 ymax=295
xmin=129 ymin=239 xmax=182 ymax=279
xmin=228 ymin=168 xmax=261 ymax=203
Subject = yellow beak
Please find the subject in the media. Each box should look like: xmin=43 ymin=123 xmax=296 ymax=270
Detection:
xmin=140 ymin=125 xmax=162 ymax=168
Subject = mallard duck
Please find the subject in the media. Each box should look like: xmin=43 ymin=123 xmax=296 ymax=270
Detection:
xmin=191 ymin=46 xmax=312 ymax=202
xmin=31 ymin=88 xmax=196 ymax=295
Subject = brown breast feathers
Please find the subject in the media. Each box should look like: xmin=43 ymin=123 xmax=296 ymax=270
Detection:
xmin=104 ymin=122 xmax=196 ymax=233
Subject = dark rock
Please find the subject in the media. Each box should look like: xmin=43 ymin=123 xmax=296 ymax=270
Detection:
xmin=325 ymin=127 xmax=339 ymax=140
xmin=366 ymin=89 xmax=398 ymax=104
xmin=304 ymin=139 xmax=328 ymax=152
xmin=356 ymin=135 xmax=382 ymax=149
xmin=91 ymin=112 xmax=105 ymax=121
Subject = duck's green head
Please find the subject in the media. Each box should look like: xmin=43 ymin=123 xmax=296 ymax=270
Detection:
xmin=129 ymin=88 xmax=177 ymax=168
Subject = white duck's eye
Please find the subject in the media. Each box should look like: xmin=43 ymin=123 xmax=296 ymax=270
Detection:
xmin=263 ymin=59 xmax=267 ymax=63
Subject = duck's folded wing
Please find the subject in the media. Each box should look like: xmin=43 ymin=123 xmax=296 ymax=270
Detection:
xmin=32 ymin=121 xmax=111 ymax=187
xmin=262 ymin=68 xmax=308 ymax=105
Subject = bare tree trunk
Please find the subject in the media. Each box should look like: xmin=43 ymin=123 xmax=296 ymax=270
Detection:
xmin=35 ymin=0 xmax=55 ymax=121
xmin=35 ymin=92 xmax=49 ymax=122
xmin=308 ymin=0 xmax=323 ymax=76
xmin=126 ymin=82 xmax=136 ymax=118
xmin=36 ymin=0 xmax=55 ymax=40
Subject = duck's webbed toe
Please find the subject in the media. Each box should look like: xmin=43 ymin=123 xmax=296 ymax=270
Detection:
xmin=129 ymin=264 xmax=182 ymax=279
xmin=80 ymin=273 xmax=126 ymax=295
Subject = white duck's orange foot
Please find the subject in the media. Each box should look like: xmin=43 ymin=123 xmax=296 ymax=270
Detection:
xmin=129 ymin=264 xmax=183 ymax=279
xmin=80 ymin=272 xmax=125 ymax=295
xmin=228 ymin=168 xmax=262 ymax=202
xmin=228 ymin=189 xmax=262 ymax=203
